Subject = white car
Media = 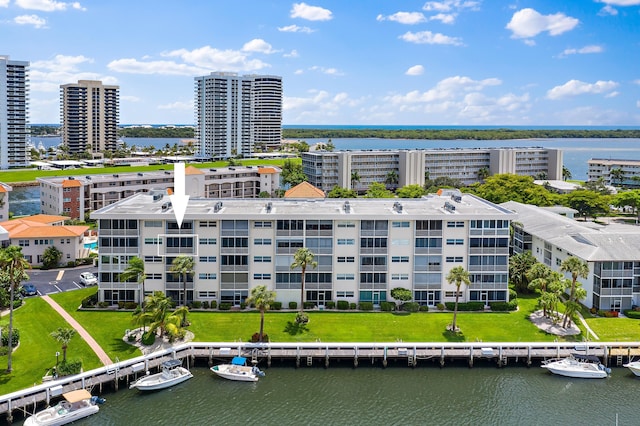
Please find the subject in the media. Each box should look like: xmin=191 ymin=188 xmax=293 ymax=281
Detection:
xmin=79 ymin=272 xmax=98 ymax=286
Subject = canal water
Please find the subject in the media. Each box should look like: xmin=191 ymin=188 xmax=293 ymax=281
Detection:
xmin=15 ymin=363 xmax=638 ymax=425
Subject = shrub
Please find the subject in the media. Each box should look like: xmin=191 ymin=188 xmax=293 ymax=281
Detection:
xmin=12 ymin=298 xmax=22 ymax=309
xmin=210 ymin=300 xmax=217 ymax=309
xmin=0 ymin=346 xmax=8 ymax=356
xmin=192 ymin=301 xmax=202 ymax=309
xmin=98 ymin=301 xmax=110 ymax=308
xmin=508 ymin=289 xmax=517 ymax=300
xmin=124 ymin=302 xmax=138 ymax=310
xmin=380 ymin=301 xmax=395 ymax=312
xmin=419 ymin=305 xmax=429 ymax=312
xmin=359 ymin=302 xmax=373 ymax=311
xmin=219 ymin=303 xmax=232 ymax=311
xmin=81 ymin=293 xmax=98 ymax=308
xmin=295 ymin=311 xmax=309 ymax=324
xmin=445 ymin=302 xmax=484 ymax=311
xmin=337 ymin=300 xmax=349 ymax=310
xmin=272 ymin=301 xmax=282 ymax=310
xmin=250 ymin=332 xmax=269 ymax=342
xmin=349 ymin=302 xmax=357 ymax=310
xmin=403 ymin=302 xmax=420 ymax=312
xmin=56 ymin=359 xmax=82 ymax=376
xmin=240 ymin=302 xmax=247 ymax=309
xmin=141 ymin=332 xmax=156 ymax=345
xmin=289 ymin=301 xmax=297 ymax=310
xmin=127 ymin=334 xmax=136 ymax=342
xmin=303 ymin=301 xmax=315 ymax=310
xmin=202 ymin=301 xmax=209 ymax=309
xmin=325 ymin=301 xmax=335 ymax=309
xmin=1 ymin=328 xmax=19 ymax=347
xmin=117 ymin=301 xmax=125 ymax=309
xmin=623 ymin=310 xmax=640 ymax=319
xmin=437 ymin=303 xmax=445 ymax=311
xmin=489 ymin=300 xmax=518 ymax=311
xmin=589 ymin=307 xmax=597 ymax=315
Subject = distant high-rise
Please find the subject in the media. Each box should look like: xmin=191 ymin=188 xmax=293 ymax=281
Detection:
xmin=60 ymin=80 xmax=119 ymax=155
xmin=0 ymin=55 xmax=29 ymax=169
xmin=194 ymin=72 xmax=282 ymax=159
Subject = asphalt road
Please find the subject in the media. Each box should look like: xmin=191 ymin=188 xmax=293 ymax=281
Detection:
xmin=25 ymin=264 xmax=99 ymax=297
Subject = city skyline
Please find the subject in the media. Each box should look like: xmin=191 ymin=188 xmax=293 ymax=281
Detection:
xmin=2 ymin=0 xmax=639 ymax=126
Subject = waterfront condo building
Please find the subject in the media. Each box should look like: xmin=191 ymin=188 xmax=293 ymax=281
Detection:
xmin=0 ymin=55 xmax=29 ymax=169
xmin=503 ymin=201 xmax=640 ymax=312
xmin=194 ymin=72 xmax=282 ymax=159
xmin=38 ymin=165 xmax=281 ymax=219
xmin=60 ymin=80 xmax=119 ymax=156
xmin=588 ymin=158 xmax=640 ymax=187
xmin=91 ymin=190 xmax=514 ymax=307
xmin=302 ymin=148 xmax=563 ymax=192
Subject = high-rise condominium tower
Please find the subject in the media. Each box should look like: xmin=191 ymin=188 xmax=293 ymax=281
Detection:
xmin=60 ymin=80 xmax=119 ymax=155
xmin=0 ymin=55 xmax=29 ymax=169
xmin=194 ymin=72 xmax=282 ymax=159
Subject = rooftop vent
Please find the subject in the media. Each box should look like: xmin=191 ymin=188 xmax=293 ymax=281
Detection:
xmin=265 ymin=202 xmax=272 ymax=213
xmin=161 ymin=201 xmax=172 ymax=211
xmin=164 ymin=171 xmax=170 ymax=175
xmin=86 ymin=176 xmax=91 ymax=180
xmin=68 ymin=176 xmax=74 ymax=180
xmin=393 ymin=201 xmax=403 ymax=213
xmin=138 ymin=173 xmax=143 ymax=177
xmin=343 ymin=200 xmax=351 ymax=213
xmin=444 ymin=201 xmax=456 ymax=212
xmin=214 ymin=201 xmax=223 ymax=213
xmin=152 ymin=193 xmax=163 ymax=201
xmin=210 ymin=168 xmax=217 ymax=172
xmin=113 ymin=174 xmax=118 ymax=178
xmin=451 ymin=194 xmax=462 ymax=203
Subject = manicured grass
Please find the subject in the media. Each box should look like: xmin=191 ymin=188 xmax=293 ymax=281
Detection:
xmin=585 ymin=317 xmax=640 ymax=342
xmin=0 ymin=158 xmax=296 ymax=184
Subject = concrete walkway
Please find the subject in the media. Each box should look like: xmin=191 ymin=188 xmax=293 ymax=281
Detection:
xmin=42 ymin=295 xmax=113 ymax=366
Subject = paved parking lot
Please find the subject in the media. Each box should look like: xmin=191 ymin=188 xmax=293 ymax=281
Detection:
xmin=25 ymin=264 xmax=99 ymax=297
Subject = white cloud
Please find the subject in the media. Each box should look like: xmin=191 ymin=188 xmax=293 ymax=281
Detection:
xmin=0 ymin=0 xmax=9 ymax=7
xmin=605 ymin=91 xmax=619 ymax=98
xmin=598 ymin=5 xmax=618 ymax=15
xmin=29 ymin=54 xmax=116 ymax=93
xmin=309 ymin=65 xmax=344 ymax=76
xmin=387 ymin=76 xmax=501 ymax=105
xmin=405 ymin=65 xmax=425 ymax=76
xmin=31 ymin=54 xmax=92 ymax=71
xmin=14 ymin=14 xmax=46 ymax=28
xmin=559 ymin=45 xmax=604 ymax=57
xmin=284 ymin=89 xmax=366 ymax=123
xmin=506 ymin=8 xmax=579 ymax=40
xmin=15 ymin=0 xmax=86 ymax=12
xmin=294 ymin=69 xmax=304 ymax=75
xmin=422 ymin=1 xmax=480 ymax=12
xmin=290 ymin=2 xmax=332 ymax=21
xmin=107 ymin=58 xmax=208 ymax=76
xmin=376 ymin=11 xmax=426 ymax=25
xmin=242 ymin=39 xmax=277 ymax=54
xmin=633 ymin=80 xmax=640 ymax=85
xmin=157 ymin=45 xmax=270 ymax=73
xmin=429 ymin=13 xmax=456 ymax=24
xmin=284 ymin=50 xmax=299 ymax=58
xmin=278 ymin=24 xmax=314 ymax=33
xmin=637 ymin=100 xmax=640 ymax=108
xmin=400 ymin=30 xmax=463 ymax=46
xmin=598 ymin=0 xmax=640 ymax=5
xmin=546 ymin=79 xmax=619 ymax=99
xmin=158 ymin=100 xmax=193 ymax=110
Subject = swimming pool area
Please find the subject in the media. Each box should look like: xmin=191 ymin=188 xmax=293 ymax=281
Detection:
xmin=84 ymin=241 xmax=97 ymax=250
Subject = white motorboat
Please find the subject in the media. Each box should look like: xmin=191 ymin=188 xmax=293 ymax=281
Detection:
xmin=210 ymin=356 xmax=265 ymax=382
xmin=24 ymin=389 xmax=105 ymax=426
xmin=623 ymin=360 xmax=640 ymax=376
xmin=130 ymin=359 xmax=193 ymax=391
xmin=542 ymin=353 xmax=611 ymax=379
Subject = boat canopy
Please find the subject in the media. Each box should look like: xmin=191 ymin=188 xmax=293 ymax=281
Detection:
xmin=162 ymin=359 xmax=183 ymax=369
xmin=572 ymin=353 xmax=601 ymax=363
xmin=231 ymin=356 xmax=248 ymax=366
xmin=63 ymin=389 xmax=92 ymax=403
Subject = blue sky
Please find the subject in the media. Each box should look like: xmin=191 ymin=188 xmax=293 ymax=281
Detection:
xmin=2 ymin=0 xmax=640 ymax=126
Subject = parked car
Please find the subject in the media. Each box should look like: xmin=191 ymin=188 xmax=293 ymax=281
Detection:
xmin=20 ymin=283 xmax=38 ymax=296
xmin=79 ymin=272 xmax=98 ymax=286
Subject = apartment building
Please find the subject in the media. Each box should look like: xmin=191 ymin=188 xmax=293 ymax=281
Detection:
xmin=588 ymin=158 xmax=640 ymax=187
xmin=0 ymin=55 xmax=29 ymax=169
xmin=91 ymin=191 xmax=515 ymax=307
xmin=194 ymin=72 xmax=282 ymax=159
xmin=302 ymin=148 xmax=563 ymax=192
xmin=503 ymin=201 xmax=640 ymax=312
xmin=60 ymin=80 xmax=119 ymax=155
xmin=38 ymin=165 xmax=281 ymax=219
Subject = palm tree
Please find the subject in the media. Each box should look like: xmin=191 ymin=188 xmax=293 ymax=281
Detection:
xmin=477 ymin=167 xmax=490 ymax=182
xmin=508 ymin=251 xmax=536 ymax=293
xmin=610 ymin=167 xmax=624 ymax=186
xmin=527 ymin=264 xmax=560 ymax=317
xmin=50 ymin=327 xmax=76 ymax=363
xmin=563 ymin=286 xmax=587 ymax=328
xmin=170 ymin=255 xmax=194 ymax=307
xmin=385 ymin=170 xmax=399 ymax=190
xmin=562 ymin=166 xmax=572 ymax=181
xmin=120 ymin=256 xmax=147 ymax=307
xmin=139 ymin=291 xmax=174 ymax=337
xmin=350 ymin=170 xmax=361 ymax=190
xmin=0 ymin=245 xmax=30 ymax=372
xmin=446 ymin=266 xmax=470 ymax=332
xmin=560 ymin=256 xmax=589 ymax=328
xmin=246 ymin=285 xmax=276 ymax=342
xmin=290 ymin=247 xmax=317 ymax=317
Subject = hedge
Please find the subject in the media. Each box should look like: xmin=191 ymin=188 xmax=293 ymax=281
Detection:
xmin=444 ymin=302 xmax=485 ymax=311
xmin=489 ymin=300 xmax=518 ymax=311
xmin=402 ymin=302 xmax=420 ymax=312
xmin=337 ymin=300 xmax=349 ymax=310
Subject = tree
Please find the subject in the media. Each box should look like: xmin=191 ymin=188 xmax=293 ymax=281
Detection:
xmin=134 ymin=291 xmax=187 ymax=340
xmin=50 ymin=327 xmax=76 ymax=363
xmin=560 ymin=256 xmax=589 ymax=328
xmin=563 ymin=286 xmax=587 ymax=328
xmin=613 ymin=190 xmax=640 ymax=224
xmin=390 ymin=287 xmax=412 ymax=311
xmin=445 ymin=266 xmax=470 ymax=332
xmin=396 ymin=184 xmax=426 ymax=198
xmin=327 ymin=186 xmax=357 ymax=198
xmin=42 ymin=246 xmax=62 ymax=269
xmin=562 ymin=166 xmax=572 ymax=181
xmin=350 ymin=170 xmax=361 ymax=190
xmin=610 ymin=167 xmax=624 ymax=186
xmin=385 ymin=170 xmax=399 ymax=189
xmin=290 ymin=247 xmax=317 ymax=322
xmin=563 ymin=190 xmax=610 ymax=220
xmin=0 ymin=245 xmax=30 ymax=372
xmin=245 ymin=285 xmax=276 ymax=342
xmin=326 ymin=139 xmax=335 ymax=152
xmin=120 ymin=256 xmax=147 ymax=306
xmin=477 ymin=167 xmax=490 ymax=182
xmin=469 ymin=174 xmax=557 ymax=206
xmin=508 ymin=251 xmax=536 ymax=293
xmin=281 ymin=160 xmax=306 ymax=187
xmin=527 ymin=265 xmax=564 ymax=317
xmin=364 ymin=182 xmax=394 ymax=198
xmin=170 ymin=255 xmax=194 ymax=307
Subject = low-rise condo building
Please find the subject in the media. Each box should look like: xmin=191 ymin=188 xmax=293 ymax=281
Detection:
xmin=302 ymin=148 xmax=562 ymax=192
xmin=502 ymin=201 xmax=640 ymax=312
xmin=91 ymin=190 xmax=515 ymax=307
xmin=38 ymin=165 xmax=281 ymax=219
xmin=588 ymin=158 xmax=640 ymax=187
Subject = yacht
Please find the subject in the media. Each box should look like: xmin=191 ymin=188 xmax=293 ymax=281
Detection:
xmin=542 ymin=353 xmax=611 ymax=379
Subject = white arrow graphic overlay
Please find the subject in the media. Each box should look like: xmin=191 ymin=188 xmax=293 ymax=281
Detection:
xmin=169 ymin=162 xmax=189 ymax=227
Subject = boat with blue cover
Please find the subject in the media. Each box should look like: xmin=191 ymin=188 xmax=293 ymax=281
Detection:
xmin=210 ymin=356 xmax=265 ymax=382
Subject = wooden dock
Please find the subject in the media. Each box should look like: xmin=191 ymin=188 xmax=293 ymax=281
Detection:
xmin=3 ymin=341 xmax=640 ymax=423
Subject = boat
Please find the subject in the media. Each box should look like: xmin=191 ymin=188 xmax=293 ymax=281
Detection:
xmin=541 ymin=353 xmax=611 ymax=379
xmin=129 ymin=359 xmax=193 ymax=391
xmin=24 ymin=389 xmax=105 ymax=426
xmin=210 ymin=356 xmax=265 ymax=382
xmin=623 ymin=360 xmax=640 ymax=376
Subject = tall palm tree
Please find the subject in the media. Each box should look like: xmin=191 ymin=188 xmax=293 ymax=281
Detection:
xmin=0 ymin=245 xmax=30 ymax=372
xmin=560 ymin=256 xmax=589 ymax=328
xmin=508 ymin=251 xmax=536 ymax=293
xmin=477 ymin=167 xmax=490 ymax=182
xmin=290 ymin=247 xmax=317 ymax=314
xmin=50 ymin=327 xmax=76 ymax=363
xmin=246 ymin=285 xmax=276 ymax=342
xmin=385 ymin=170 xmax=399 ymax=189
xmin=610 ymin=167 xmax=624 ymax=186
xmin=350 ymin=170 xmax=361 ymax=190
xmin=562 ymin=165 xmax=572 ymax=181
xmin=120 ymin=256 xmax=147 ymax=307
xmin=446 ymin=266 xmax=470 ymax=332
xmin=170 ymin=255 xmax=194 ymax=307
xmin=527 ymin=264 xmax=561 ymax=317
xmin=139 ymin=291 xmax=174 ymax=337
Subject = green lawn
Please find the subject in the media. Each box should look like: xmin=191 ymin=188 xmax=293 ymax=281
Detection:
xmin=585 ymin=317 xmax=640 ymax=342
